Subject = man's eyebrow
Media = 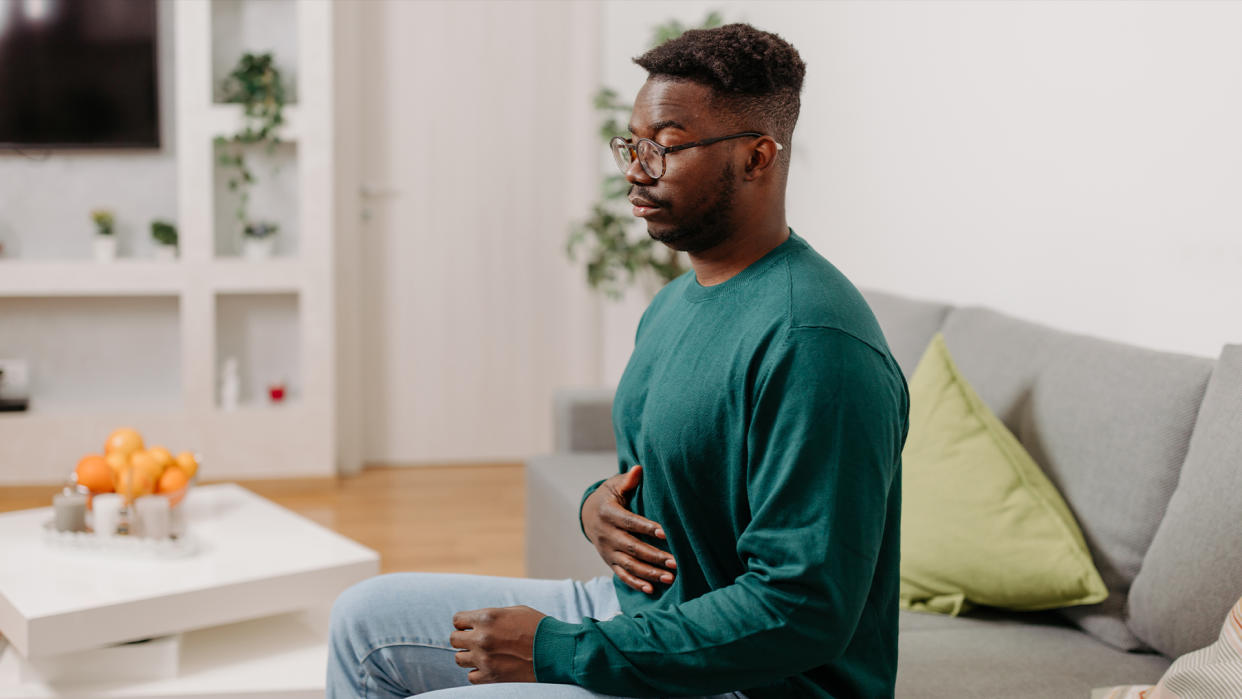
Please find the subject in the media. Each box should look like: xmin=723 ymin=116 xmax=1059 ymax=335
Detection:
xmin=626 ymin=119 xmax=687 ymax=136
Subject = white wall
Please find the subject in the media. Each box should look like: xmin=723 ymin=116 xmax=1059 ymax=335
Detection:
xmin=599 ymin=0 xmax=1242 ymax=382
xmin=10 ymin=1 xmax=1234 ymax=470
xmin=355 ymin=0 xmax=602 ymax=464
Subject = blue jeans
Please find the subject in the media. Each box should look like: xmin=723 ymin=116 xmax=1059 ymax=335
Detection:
xmin=327 ymin=572 xmax=749 ymax=698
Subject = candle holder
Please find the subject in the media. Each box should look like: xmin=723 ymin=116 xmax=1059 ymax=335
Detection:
xmin=44 ymin=454 xmax=203 ymax=556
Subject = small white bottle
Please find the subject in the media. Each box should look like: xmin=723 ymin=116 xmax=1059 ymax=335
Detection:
xmin=220 ymin=357 xmax=240 ymax=411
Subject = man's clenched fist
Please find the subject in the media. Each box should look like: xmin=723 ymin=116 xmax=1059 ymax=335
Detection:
xmin=450 ymin=605 xmax=547 ymax=684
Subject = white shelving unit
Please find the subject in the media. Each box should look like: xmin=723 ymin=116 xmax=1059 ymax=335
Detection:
xmin=0 ymin=261 xmax=184 ymax=296
xmin=0 ymin=0 xmax=337 ymax=483
xmin=206 ymin=103 xmax=305 ymax=142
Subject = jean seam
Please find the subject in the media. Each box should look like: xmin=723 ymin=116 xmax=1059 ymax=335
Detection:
xmin=358 ymin=659 xmax=370 ymax=699
xmin=359 ymin=637 xmax=457 ymax=697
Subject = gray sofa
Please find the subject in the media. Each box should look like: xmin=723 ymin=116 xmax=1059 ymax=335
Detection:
xmin=525 ymin=287 xmax=1242 ymax=698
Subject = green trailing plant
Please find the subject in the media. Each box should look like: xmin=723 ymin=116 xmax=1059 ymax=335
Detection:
xmin=215 ymin=52 xmax=287 ymax=232
xmin=567 ymin=11 xmax=723 ymax=299
xmin=91 ymin=209 xmax=115 ymax=237
xmin=150 ymin=220 xmax=178 ymax=247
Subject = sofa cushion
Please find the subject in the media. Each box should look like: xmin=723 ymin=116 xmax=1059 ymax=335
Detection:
xmin=901 ymin=333 xmax=1106 ymax=614
xmin=939 ymin=307 xmax=1214 ymax=649
xmin=896 ymin=609 xmax=1170 ymax=698
xmin=859 ymin=288 xmax=952 ymax=380
xmin=1128 ymin=344 xmax=1242 ymax=658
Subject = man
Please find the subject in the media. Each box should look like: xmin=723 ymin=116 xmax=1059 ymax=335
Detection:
xmin=327 ymin=23 xmax=908 ymax=699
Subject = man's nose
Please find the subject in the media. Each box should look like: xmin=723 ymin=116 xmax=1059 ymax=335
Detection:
xmin=624 ymin=155 xmax=656 ymax=185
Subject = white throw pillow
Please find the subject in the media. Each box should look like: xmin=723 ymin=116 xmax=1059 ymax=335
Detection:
xmin=1092 ymin=595 xmax=1242 ymax=699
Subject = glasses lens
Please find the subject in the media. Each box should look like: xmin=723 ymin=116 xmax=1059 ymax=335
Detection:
xmin=610 ymin=138 xmax=633 ymax=175
xmin=636 ymin=139 xmax=664 ymax=179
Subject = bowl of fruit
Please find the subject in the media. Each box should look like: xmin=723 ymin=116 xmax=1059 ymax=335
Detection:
xmin=74 ymin=428 xmax=201 ymax=509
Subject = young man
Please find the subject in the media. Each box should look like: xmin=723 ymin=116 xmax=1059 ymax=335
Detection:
xmin=327 ymin=23 xmax=908 ymax=699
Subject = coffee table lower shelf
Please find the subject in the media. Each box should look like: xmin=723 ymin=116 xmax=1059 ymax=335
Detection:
xmin=0 ymin=606 xmax=333 ymax=698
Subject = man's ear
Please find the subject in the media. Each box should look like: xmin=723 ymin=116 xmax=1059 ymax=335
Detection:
xmin=742 ymin=137 xmax=782 ymax=181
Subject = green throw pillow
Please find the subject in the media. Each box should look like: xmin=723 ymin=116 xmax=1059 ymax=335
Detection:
xmin=900 ymin=333 xmax=1108 ymax=615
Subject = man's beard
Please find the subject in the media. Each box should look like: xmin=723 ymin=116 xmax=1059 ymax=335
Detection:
xmin=638 ymin=164 xmax=738 ymax=254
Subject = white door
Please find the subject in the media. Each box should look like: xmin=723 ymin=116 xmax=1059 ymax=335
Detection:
xmin=350 ymin=0 xmax=603 ymax=464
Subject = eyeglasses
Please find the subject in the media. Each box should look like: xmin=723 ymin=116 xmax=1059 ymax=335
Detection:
xmin=609 ymin=132 xmax=783 ymax=180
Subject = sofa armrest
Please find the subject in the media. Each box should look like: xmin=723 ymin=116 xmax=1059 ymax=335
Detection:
xmin=554 ymin=388 xmax=616 ymax=454
xmin=525 ymin=453 xmax=617 ymax=580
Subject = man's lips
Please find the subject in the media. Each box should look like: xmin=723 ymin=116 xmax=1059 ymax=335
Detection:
xmin=629 ymin=196 xmax=661 ymax=218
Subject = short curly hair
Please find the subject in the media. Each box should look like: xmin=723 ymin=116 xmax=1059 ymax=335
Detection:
xmin=634 ymin=23 xmax=806 ymax=160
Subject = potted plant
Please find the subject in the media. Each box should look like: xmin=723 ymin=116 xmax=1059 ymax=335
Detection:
xmin=242 ymin=221 xmax=278 ymax=259
xmin=216 ymin=52 xmax=287 ymax=258
xmin=91 ymin=209 xmax=116 ymax=262
xmin=150 ymin=220 xmax=178 ymax=260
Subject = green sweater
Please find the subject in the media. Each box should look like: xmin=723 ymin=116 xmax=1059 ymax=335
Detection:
xmin=534 ymin=232 xmax=909 ymax=698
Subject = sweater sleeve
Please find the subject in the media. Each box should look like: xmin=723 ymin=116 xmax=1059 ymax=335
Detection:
xmin=533 ymin=329 xmax=908 ymax=695
xmin=577 ymin=478 xmax=607 ymax=542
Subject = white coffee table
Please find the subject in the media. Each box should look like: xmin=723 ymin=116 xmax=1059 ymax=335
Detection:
xmin=0 ymin=483 xmax=380 ymax=697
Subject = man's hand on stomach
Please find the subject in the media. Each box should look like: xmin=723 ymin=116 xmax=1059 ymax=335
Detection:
xmin=581 ymin=465 xmax=678 ymax=594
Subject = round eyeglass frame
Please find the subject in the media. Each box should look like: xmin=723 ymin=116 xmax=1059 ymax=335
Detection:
xmin=609 ymin=132 xmax=783 ymax=180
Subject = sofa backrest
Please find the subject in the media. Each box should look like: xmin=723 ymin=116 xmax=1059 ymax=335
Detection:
xmin=938 ymin=307 xmax=1213 ymax=650
xmin=554 ymin=388 xmax=617 ymax=453
xmin=859 ymin=288 xmax=953 ymax=379
xmin=1128 ymin=344 xmax=1242 ymax=658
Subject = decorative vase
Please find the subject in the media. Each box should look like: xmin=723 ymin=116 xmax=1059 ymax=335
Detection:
xmin=153 ymin=244 xmax=178 ymax=261
xmin=242 ymin=236 xmax=275 ymax=260
xmin=93 ymin=235 xmax=117 ymax=262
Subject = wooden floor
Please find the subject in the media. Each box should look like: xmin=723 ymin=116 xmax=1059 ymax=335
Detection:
xmin=0 ymin=463 xmax=526 ymax=577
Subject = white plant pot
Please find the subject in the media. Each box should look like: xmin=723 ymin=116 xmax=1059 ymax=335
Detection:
xmin=93 ymin=236 xmax=117 ymax=262
xmin=153 ymin=244 xmax=178 ymax=261
xmin=242 ymin=236 xmax=276 ymax=260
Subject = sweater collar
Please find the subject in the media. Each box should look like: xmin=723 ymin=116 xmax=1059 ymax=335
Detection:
xmin=681 ymin=228 xmax=804 ymax=303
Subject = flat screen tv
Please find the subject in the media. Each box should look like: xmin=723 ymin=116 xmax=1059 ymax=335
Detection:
xmin=0 ymin=0 xmax=159 ymax=149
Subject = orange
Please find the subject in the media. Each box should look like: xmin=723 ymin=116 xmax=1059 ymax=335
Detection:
xmin=148 ymin=446 xmax=174 ymax=473
xmin=104 ymin=451 xmax=129 ymax=476
xmin=157 ymin=466 xmax=190 ymax=507
xmin=75 ymin=454 xmax=114 ymax=493
xmin=114 ymin=466 xmax=156 ymax=503
xmin=104 ymin=428 xmax=144 ymax=457
xmin=174 ymin=451 xmax=198 ymax=480
xmin=130 ymin=450 xmax=163 ymax=482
